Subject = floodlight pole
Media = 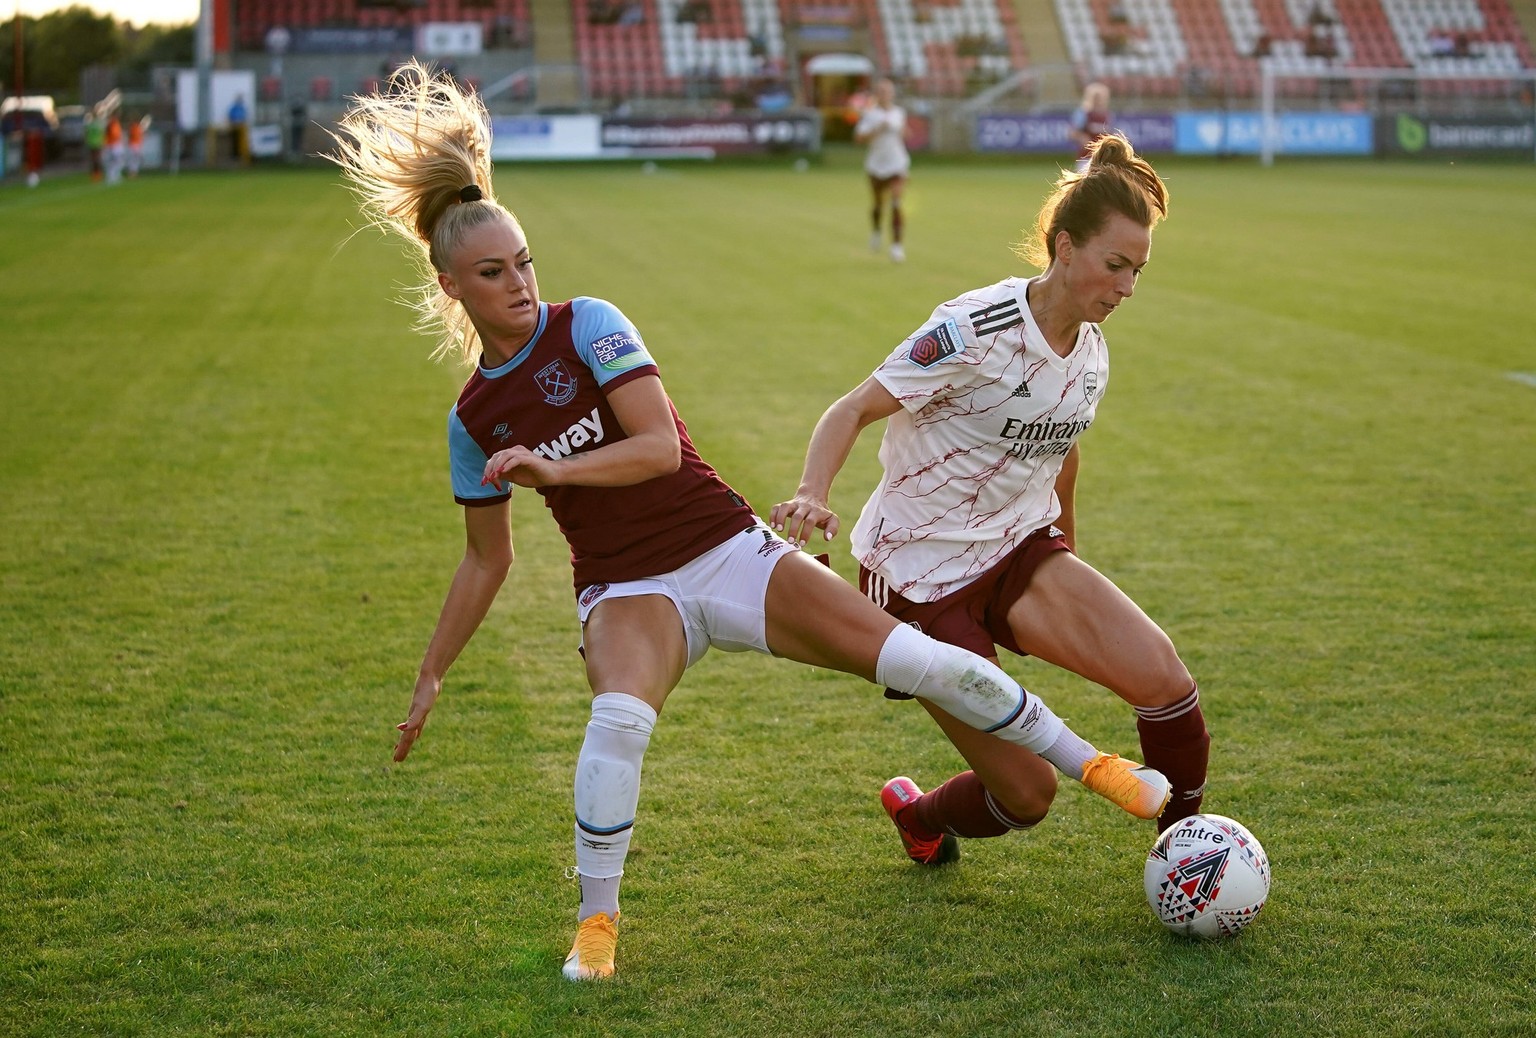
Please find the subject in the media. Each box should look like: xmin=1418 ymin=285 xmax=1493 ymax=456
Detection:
xmin=196 ymin=0 xmax=213 ymax=164
xmin=1260 ymin=59 xmax=1275 ymax=168
xmin=12 ymin=2 xmax=23 ymax=96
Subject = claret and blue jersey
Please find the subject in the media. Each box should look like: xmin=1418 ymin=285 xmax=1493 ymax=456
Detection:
xmin=449 ymin=296 xmax=654 ymax=501
xmin=448 ymin=296 xmax=755 ymax=589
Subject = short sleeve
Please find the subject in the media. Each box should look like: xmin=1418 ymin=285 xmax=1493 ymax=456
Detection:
xmin=854 ymin=107 xmax=884 ymax=137
xmin=870 ymin=300 xmax=981 ymax=414
xmin=449 ymin=407 xmax=510 ymax=506
xmin=570 ymin=296 xmax=658 ymax=391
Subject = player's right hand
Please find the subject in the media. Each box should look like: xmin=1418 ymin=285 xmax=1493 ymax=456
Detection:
xmin=768 ymin=493 xmax=840 ymax=548
xmin=394 ymin=672 xmax=442 ymax=762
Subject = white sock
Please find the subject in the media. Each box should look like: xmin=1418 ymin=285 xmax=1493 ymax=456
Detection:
xmin=1040 ymin=728 xmax=1097 ymax=779
xmin=874 ymin=623 xmax=1097 ymax=775
xmin=573 ymin=692 xmax=656 ymax=920
xmin=578 ymin=875 xmax=622 ymax=921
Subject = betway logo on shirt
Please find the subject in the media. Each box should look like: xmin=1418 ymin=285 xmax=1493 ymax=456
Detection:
xmin=532 ymin=408 xmax=605 ymax=460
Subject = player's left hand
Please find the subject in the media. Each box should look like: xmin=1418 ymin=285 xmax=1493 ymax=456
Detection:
xmin=483 ymin=445 xmax=557 ymax=489
xmin=768 ymin=493 xmax=840 ymax=548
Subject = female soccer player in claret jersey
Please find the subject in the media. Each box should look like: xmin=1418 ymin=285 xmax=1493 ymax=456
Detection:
xmin=772 ymin=133 xmax=1210 ymax=868
xmin=1069 ymin=81 xmax=1113 ymax=173
xmin=329 ymin=66 xmax=1169 ymax=983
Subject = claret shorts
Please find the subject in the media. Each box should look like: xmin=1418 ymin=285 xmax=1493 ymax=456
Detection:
xmin=859 ymin=524 xmax=1072 ymax=698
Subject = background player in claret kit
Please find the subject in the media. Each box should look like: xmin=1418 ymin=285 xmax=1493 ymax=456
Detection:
xmin=330 ymin=65 xmax=1170 ymax=983
xmin=772 ymin=133 xmax=1209 ymax=867
xmin=1069 ymin=81 xmax=1112 ymax=173
xmin=854 ymin=77 xmax=911 ymax=262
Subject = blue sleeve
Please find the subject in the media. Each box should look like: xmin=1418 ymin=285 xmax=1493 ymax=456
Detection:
xmin=570 ymin=296 xmax=657 ymax=388
xmin=448 ymin=407 xmax=510 ymax=505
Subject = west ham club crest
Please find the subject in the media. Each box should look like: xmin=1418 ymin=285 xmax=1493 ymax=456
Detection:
xmin=535 ymin=359 xmax=579 ymax=406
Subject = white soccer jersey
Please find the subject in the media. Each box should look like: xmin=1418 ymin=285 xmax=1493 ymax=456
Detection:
xmin=857 ymin=104 xmax=910 ymax=178
xmin=850 ymin=276 xmax=1109 ymax=603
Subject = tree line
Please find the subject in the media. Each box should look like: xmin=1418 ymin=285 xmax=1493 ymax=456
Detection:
xmin=2 ymin=5 xmax=195 ymax=100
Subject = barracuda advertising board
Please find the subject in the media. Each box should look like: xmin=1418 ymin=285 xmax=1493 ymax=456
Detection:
xmin=1376 ymin=114 xmax=1536 ymax=157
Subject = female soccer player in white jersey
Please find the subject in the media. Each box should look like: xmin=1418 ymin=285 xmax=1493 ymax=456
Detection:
xmin=772 ymin=134 xmax=1210 ymax=866
xmin=329 ymin=66 xmax=1169 ymax=982
xmin=854 ymin=77 xmax=911 ymax=262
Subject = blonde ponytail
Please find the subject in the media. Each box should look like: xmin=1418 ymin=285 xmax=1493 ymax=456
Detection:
xmin=328 ymin=62 xmax=512 ymax=365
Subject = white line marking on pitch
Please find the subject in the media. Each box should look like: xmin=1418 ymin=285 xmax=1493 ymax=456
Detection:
xmin=1506 ymin=372 xmax=1536 ymax=388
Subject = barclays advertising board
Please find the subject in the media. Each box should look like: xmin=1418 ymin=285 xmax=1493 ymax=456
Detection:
xmin=975 ymin=113 xmax=1176 ymax=153
xmin=1174 ymin=112 xmax=1373 ymax=155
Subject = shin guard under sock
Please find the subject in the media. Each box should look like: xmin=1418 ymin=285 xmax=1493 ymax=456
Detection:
xmin=1136 ymin=684 xmax=1209 ymax=831
xmin=573 ymin=692 xmax=656 ymax=918
xmin=874 ymin=623 xmax=1076 ymax=761
xmin=912 ymin=771 xmax=1041 ymax=839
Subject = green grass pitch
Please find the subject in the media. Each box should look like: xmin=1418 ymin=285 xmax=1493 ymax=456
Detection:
xmin=2 ymin=151 xmax=1533 ymax=1037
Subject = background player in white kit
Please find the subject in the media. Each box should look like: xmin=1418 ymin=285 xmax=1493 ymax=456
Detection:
xmin=854 ymin=77 xmax=911 ymax=262
xmin=773 ymin=134 xmax=1210 ymax=866
xmin=330 ymin=67 xmax=1170 ymax=983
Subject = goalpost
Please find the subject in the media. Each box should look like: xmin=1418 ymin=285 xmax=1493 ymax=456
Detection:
xmin=1258 ymin=62 xmax=1536 ymax=165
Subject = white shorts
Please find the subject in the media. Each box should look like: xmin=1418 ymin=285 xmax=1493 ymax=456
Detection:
xmin=575 ymin=520 xmax=795 ymax=667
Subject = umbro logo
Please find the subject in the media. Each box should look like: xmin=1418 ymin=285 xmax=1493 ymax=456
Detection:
xmin=1019 ymin=701 xmax=1042 ymax=731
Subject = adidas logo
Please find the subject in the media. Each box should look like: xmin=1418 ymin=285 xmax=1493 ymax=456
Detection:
xmin=1011 ymin=381 xmax=1031 ymax=398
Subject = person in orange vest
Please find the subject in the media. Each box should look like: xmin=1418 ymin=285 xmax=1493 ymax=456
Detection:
xmin=127 ymin=115 xmax=147 ymax=177
xmin=104 ymin=112 xmax=125 ymax=184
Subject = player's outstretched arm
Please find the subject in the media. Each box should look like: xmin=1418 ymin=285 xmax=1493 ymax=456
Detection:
xmin=770 ymin=377 xmax=901 ymax=546
xmin=396 ymin=501 xmax=513 ymax=762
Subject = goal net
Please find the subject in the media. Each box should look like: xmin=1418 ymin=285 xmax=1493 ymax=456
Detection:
xmin=1258 ymin=62 xmax=1536 ymax=164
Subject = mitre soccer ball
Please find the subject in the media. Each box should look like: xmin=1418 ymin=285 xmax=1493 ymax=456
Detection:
xmin=1144 ymin=813 xmax=1270 ymax=938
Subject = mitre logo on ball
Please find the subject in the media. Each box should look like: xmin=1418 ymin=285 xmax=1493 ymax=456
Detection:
xmin=1144 ymin=813 xmax=1271 ymax=939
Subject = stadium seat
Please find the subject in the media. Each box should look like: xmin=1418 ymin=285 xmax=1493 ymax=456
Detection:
xmin=870 ymin=0 xmax=1027 ymax=97
xmin=221 ymin=0 xmax=1533 ymax=107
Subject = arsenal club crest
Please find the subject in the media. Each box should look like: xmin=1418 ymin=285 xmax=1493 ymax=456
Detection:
xmin=535 ymin=359 xmax=579 ymax=406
